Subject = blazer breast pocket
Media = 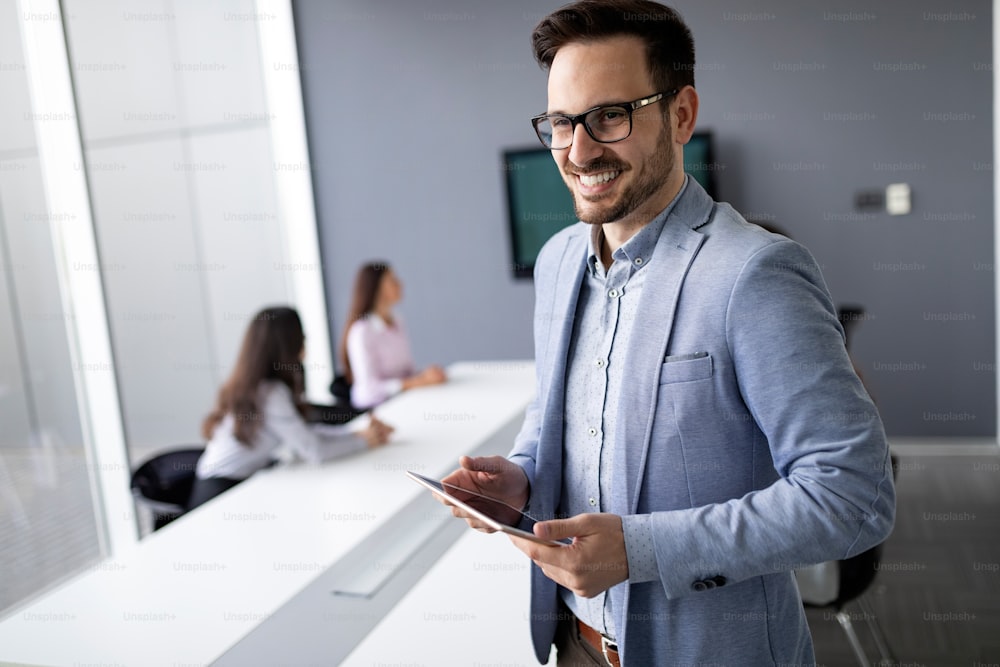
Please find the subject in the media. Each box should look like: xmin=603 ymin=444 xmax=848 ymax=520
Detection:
xmin=660 ymin=351 xmax=713 ymax=384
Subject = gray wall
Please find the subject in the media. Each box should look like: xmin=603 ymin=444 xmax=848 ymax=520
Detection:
xmin=295 ymin=0 xmax=994 ymax=437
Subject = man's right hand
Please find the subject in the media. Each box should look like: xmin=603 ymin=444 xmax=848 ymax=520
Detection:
xmin=439 ymin=455 xmax=529 ymax=531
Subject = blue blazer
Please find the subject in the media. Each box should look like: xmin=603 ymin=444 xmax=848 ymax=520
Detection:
xmin=509 ymin=179 xmax=896 ymax=665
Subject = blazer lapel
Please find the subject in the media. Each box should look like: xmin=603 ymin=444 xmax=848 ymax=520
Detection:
xmin=615 ymin=181 xmax=716 ymax=514
xmin=537 ymin=230 xmax=588 ymax=516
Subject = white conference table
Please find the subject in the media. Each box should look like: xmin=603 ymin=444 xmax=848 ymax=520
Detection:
xmin=0 ymin=361 xmax=535 ymax=667
xmin=341 ymin=528 xmax=552 ymax=666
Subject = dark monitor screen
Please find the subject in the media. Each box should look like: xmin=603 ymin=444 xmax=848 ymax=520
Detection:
xmin=503 ymin=147 xmax=577 ymax=278
xmin=503 ymin=131 xmax=717 ymax=278
xmin=684 ymin=131 xmax=718 ymax=199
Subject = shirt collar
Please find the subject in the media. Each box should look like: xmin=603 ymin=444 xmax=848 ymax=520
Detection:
xmin=586 ymin=175 xmax=689 ymax=276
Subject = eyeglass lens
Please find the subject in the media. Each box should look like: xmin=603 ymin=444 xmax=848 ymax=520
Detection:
xmin=536 ymin=105 xmax=631 ymax=149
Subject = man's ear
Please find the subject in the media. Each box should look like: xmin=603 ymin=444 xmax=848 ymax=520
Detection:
xmin=673 ymin=85 xmax=699 ymax=145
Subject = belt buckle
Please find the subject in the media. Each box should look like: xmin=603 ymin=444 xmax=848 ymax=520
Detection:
xmin=600 ymin=634 xmax=618 ymax=667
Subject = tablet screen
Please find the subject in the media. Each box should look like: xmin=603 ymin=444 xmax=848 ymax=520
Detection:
xmin=427 ymin=476 xmax=537 ymax=531
xmin=406 ymin=471 xmax=569 ymax=546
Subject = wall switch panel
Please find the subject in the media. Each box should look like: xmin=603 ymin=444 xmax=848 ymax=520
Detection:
xmin=886 ymin=182 xmax=911 ymax=215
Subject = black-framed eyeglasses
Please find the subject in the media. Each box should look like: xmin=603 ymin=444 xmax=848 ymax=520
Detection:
xmin=530 ymin=90 xmax=678 ymax=150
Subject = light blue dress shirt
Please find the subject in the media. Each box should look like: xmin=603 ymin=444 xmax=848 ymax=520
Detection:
xmin=559 ymin=177 xmax=689 ymax=640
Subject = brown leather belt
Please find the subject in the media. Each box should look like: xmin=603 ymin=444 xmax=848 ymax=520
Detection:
xmin=577 ymin=618 xmax=620 ymax=667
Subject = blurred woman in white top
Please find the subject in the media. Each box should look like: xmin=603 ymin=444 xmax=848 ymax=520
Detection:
xmin=190 ymin=306 xmax=393 ymax=509
xmin=339 ymin=262 xmax=446 ymax=409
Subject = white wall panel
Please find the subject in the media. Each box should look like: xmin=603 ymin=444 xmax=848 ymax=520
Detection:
xmin=0 ymin=10 xmax=34 ymax=153
xmin=171 ymin=0 xmax=268 ymax=128
xmin=86 ymin=138 xmax=216 ymax=449
xmin=186 ymin=126 xmax=289 ymax=375
xmin=63 ymin=0 xmax=181 ymax=142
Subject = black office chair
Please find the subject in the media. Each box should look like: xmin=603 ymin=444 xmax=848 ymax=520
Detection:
xmin=799 ymin=543 xmax=896 ymax=666
xmin=330 ymin=374 xmax=353 ymax=407
xmin=130 ymin=447 xmax=204 ymax=531
xmin=310 ymin=374 xmax=366 ymax=424
xmin=837 ymin=304 xmax=866 ymax=349
xmin=796 ymin=454 xmax=899 ymax=667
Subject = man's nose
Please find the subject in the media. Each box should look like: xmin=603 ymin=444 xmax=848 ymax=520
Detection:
xmin=567 ymin=121 xmax=603 ymax=167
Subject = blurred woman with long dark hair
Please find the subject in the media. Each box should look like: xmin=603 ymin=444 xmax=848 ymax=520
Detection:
xmin=339 ymin=262 xmax=446 ymax=410
xmin=191 ymin=306 xmax=392 ymax=509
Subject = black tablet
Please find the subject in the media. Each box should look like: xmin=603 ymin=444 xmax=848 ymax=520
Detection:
xmin=407 ymin=471 xmax=568 ymax=547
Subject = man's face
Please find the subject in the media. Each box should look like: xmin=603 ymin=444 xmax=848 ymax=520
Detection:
xmin=547 ymin=36 xmax=676 ymax=226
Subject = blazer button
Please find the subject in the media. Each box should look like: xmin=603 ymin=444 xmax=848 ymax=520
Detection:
xmin=710 ymin=575 xmax=727 ymax=587
xmin=703 ymin=578 xmax=717 ymax=590
xmin=691 ymin=580 xmax=707 ymax=592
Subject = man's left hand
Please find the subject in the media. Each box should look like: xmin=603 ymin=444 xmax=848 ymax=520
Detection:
xmin=508 ymin=513 xmax=629 ymax=598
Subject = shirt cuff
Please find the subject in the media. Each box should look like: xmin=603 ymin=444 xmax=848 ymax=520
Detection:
xmin=622 ymin=514 xmax=659 ymax=584
xmin=385 ymin=378 xmax=404 ymax=396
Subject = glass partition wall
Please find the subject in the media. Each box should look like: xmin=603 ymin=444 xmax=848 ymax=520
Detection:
xmin=0 ymin=0 xmax=329 ymax=617
xmin=0 ymin=0 xmax=106 ymax=615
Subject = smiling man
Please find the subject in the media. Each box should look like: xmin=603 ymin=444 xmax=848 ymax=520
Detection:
xmin=541 ymin=37 xmax=683 ymax=254
xmin=442 ymin=1 xmax=895 ymax=665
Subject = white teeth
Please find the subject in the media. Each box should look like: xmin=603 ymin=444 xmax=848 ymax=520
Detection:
xmin=579 ymin=171 xmax=619 ymax=186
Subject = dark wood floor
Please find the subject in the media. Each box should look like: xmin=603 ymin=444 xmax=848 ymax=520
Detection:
xmin=806 ymin=444 xmax=1000 ymax=666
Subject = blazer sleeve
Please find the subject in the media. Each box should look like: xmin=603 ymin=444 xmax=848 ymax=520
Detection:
xmin=507 ymin=238 xmax=564 ymax=498
xmin=647 ymin=240 xmax=896 ymax=599
xmin=265 ymin=383 xmax=368 ymax=464
xmin=509 ymin=393 xmax=541 ymax=493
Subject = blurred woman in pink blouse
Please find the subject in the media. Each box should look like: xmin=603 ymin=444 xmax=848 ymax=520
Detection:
xmin=339 ymin=262 xmax=446 ymax=409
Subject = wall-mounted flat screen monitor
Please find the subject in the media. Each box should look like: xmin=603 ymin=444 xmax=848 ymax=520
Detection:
xmin=504 ymin=131 xmax=717 ymax=278
xmin=683 ymin=130 xmax=718 ymax=198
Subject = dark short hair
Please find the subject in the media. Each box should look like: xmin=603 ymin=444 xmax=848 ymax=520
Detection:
xmin=531 ymin=0 xmax=696 ymax=92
